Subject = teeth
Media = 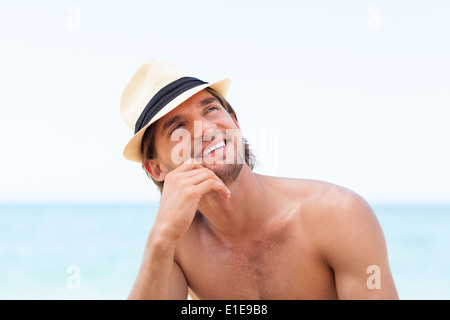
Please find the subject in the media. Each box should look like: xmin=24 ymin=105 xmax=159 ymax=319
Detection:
xmin=203 ymin=141 xmax=225 ymax=157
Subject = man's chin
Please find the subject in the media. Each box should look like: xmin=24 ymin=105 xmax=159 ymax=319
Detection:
xmin=204 ymin=161 xmax=244 ymax=186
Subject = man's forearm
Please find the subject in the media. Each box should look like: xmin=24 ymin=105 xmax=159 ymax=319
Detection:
xmin=128 ymin=231 xmax=177 ymax=300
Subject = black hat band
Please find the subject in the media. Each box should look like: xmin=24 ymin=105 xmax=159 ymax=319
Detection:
xmin=134 ymin=77 xmax=208 ymax=134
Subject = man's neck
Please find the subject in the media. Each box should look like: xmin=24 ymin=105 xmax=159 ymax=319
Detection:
xmin=197 ymin=165 xmax=273 ymax=242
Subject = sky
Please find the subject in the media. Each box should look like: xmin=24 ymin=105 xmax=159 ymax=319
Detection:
xmin=0 ymin=0 xmax=449 ymax=205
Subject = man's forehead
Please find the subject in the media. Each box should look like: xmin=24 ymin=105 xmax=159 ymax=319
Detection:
xmin=156 ymin=89 xmax=219 ymax=132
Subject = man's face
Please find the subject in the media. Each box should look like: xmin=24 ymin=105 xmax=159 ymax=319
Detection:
xmin=145 ymin=89 xmax=245 ymax=186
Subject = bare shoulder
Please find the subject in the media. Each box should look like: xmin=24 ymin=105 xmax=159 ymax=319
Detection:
xmin=278 ymin=178 xmax=398 ymax=299
xmin=258 ymin=174 xmax=381 ymax=242
xmin=256 ymin=174 xmax=334 ymax=203
xmin=297 ymin=179 xmax=381 ymax=243
xmin=303 ymin=181 xmax=376 ymax=222
xmin=258 ymin=174 xmax=371 ymax=213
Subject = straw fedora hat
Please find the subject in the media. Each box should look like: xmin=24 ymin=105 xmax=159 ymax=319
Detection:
xmin=120 ymin=59 xmax=230 ymax=163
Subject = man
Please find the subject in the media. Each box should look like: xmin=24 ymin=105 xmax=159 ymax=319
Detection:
xmin=120 ymin=59 xmax=398 ymax=299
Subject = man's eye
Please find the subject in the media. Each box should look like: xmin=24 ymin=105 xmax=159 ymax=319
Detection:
xmin=205 ymin=106 xmax=219 ymax=113
xmin=170 ymin=123 xmax=185 ymax=134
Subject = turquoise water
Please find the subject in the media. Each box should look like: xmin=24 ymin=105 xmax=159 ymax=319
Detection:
xmin=374 ymin=205 xmax=450 ymax=299
xmin=1 ymin=203 xmax=449 ymax=299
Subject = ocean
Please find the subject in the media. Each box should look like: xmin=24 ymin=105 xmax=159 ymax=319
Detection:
xmin=0 ymin=203 xmax=449 ymax=300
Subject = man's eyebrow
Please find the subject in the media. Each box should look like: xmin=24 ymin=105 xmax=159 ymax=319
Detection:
xmin=199 ymin=97 xmax=219 ymax=106
xmin=161 ymin=115 xmax=182 ymax=136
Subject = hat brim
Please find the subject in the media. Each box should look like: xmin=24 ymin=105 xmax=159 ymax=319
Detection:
xmin=123 ymin=78 xmax=230 ymax=163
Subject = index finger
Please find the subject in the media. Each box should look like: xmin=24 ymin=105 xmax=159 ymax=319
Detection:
xmin=174 ymin=157 xmax=204 ymax=172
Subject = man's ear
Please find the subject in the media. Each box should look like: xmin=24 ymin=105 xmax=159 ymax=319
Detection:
xmin=143 ymin=159 xmax=168 ymax=182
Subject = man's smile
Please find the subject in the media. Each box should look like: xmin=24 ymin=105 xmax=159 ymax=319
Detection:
xmin=202 ymin=140 xmax=227 ymax=158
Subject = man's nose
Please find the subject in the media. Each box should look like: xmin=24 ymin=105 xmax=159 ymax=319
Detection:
xmin=193 ymin=119 xmax=218 ymax=141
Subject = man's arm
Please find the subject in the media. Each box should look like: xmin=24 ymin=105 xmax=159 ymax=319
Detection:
xmin=128 ymin=231 xmax=188 ymax=300
xmin=316 ymin=187 xmax=399 ymax=299
xmin=128 ymin=160 xmax=230 ymax=300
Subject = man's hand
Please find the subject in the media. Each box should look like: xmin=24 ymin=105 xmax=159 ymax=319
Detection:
xmin=128 ymin=159 xmax=230 ymax=300
xmin=154 ymin=158 xmax=231 ymax=241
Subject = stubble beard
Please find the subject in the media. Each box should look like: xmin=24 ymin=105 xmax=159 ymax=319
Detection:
xmin=206 ymin=155 xmax=244 ymax=186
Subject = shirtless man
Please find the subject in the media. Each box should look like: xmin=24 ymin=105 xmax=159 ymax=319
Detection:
xmin=121 ymin=59 xmax=398 ymax=300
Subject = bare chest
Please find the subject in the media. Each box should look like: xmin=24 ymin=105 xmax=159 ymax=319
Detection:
xmin=178 ymin=231 xmax=337 ymax=299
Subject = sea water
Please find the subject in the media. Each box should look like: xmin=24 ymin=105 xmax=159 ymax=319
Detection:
xmin=0 ymin=203 xmax=449 ymax=299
